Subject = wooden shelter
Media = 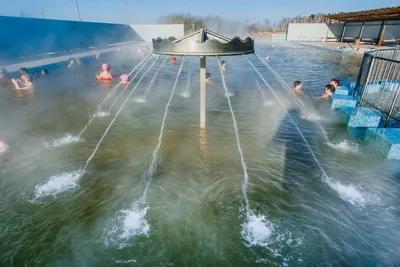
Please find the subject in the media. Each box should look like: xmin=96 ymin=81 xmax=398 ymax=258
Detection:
xmin=324 ymin=6 xmax=400 ymax=46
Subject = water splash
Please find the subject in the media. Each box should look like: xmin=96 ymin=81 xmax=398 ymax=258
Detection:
xmin=105 ymin=200 xmax=150 ymax=248
xmin=242 ymin=212 xmax=274 ymax=247
xmin=224 ymin=92 xmax=234 ymax=98
xmin=264 ymin=100 xmax=274 ymax=106
xmin=327 ymin=140 xmax=360 ymax=154
xmin=94 ymin=111 xmax=110 ymax=118
xmin=133 ymin=97 xmax=147 ymax=103
xmin=323 ymin=177 xmax=366 ymax=208
xmin=34 ymin=170 xmax=84 ymax=198
xmin=180 ymin=92 xmax=191 ymax=98
xmin=44 ymin=133 xmax=80 ymax=148
xmin=115 ymin=259 xmax=137 ymax=264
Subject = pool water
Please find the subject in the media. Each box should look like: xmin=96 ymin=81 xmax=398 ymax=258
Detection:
xmin=0 ymin=42 xmax=399 ymax=266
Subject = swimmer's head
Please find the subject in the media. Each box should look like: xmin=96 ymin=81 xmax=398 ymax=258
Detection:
xmin=331 ymin=78 xmax=340 ymax=88
xmin=206 ymin=72 xmax=211 ymax=79
xmin=171 ymin=56 xmax=176 ymax=62
xmin=120 ymin=74 xmax=129 ymax=83
xmin=293 ymin=80 xmax=302 ymax=90
xmin=42 ymin=69 xmax=49 ymax=76
xmin=102 ymin=63 xmax=111 ymax=71
xmin=19 ymin=67 xmax=28 ymax=75
xmin=221 ymin=61 xmax=226 ymax=66
xmin=69 ymin=58 xmax=75 ymax=65
xmin=325 ymin=84 xmax=335 ymax=94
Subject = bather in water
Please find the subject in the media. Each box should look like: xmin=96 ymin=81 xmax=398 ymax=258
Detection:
xmin=96 ymin=63 xmax=113 ymax=81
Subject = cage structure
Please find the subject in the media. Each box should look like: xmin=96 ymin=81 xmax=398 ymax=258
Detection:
xmin=152 ymin=29 xmax=255 ymax=129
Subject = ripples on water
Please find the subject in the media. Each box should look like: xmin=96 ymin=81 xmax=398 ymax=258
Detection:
xmin=0 ymin=43 xmax=399 ymax=266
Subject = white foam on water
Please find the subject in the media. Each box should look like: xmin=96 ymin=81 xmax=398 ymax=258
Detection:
xmin=327 ymin=140 xmax=360 ymax=154
xmin=133 ymin=97 xmax=147 ymax=103
xmin=34 ymin=170 xmax=84 ymax=199
xmin=324 ymin=177 xmax=366 ymax=208
xmin=263 ymin=100 xmax=274 ymax=106
xmin=242 ymin=212 xmax=274 ymax=247
xmin=115 ymin=259 xmax=137 ymax=264
xmin=180 ymin=92 xmax=191 ymax=98
xmin=44 ymin=133 xmax=80 ymax=148
xmin=106 ymin=200 xmax=150 ymax=248
xmin=94 ymin=111 xmax=110 ymax=117
xmin=224 ymin=92 xmax=234 ymax=98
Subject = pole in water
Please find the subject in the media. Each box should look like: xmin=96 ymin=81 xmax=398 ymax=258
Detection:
xmin=199 ymin=29 xmax=207 ymax=129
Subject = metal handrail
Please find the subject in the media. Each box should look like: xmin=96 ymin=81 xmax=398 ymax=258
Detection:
xmin=355 ymin=48 xmax=400 ymax=127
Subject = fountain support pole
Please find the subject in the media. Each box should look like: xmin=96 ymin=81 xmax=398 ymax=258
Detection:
xmin=200 ymin=56 xmax=206 ymax=129
xmin=200 ymin=29 xmax=207 ymax=129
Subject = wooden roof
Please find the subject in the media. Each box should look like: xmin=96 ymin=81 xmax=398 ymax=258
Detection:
xmin=325 ymin=6 xmax=400 ymax=22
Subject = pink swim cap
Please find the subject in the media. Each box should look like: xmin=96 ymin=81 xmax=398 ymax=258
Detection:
xmin=120 ymin=74 xmax=129 ymax=81
xmin=102 ymin=63 xmax=110 ymax=71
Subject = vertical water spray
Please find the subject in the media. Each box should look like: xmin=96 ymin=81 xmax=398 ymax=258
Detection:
xmin=143 ymin=57 xmax=168 ymax=100
xmin=77 ymin=52 xmax=153 ymax=138
xmin=216 ymin=56 xmax=250 ymax=215
xmin=106 ymin=55 xmax=158 ymax=113
xmin=181 ymin=56 xmax=193 ymax=97
xmin=142 ymin=56 xmax=186 ymax=201
xmin=253 ymin=53 xmax=328 ymax=138
xmin=255 ymin=78 xmax=273 ymax=106
xmin=81 ymin=55 xmax=161 ymax=172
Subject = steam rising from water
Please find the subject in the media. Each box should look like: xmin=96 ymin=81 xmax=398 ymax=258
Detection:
xmin=44 ymin=133 xmax=81 ymax=148
xmin=34 ymin=170 xmax=84 ymax=199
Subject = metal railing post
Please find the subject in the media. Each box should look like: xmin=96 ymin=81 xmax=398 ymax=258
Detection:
xmin=359 ymin=56 xmax=375 ymax=106
xmin=385 ymin=84 xmax=400 ymax=127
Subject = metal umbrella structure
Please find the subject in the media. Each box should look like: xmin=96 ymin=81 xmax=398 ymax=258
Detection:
xmin=152 ymin=29 xmax=255 ymax=129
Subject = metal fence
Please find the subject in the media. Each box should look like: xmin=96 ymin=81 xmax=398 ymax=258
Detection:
xmin=354 ymin=48 xmax=400 ymax=126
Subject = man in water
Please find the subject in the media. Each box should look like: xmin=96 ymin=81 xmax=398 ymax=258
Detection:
xmin=331 ymin=78 xmax=340 ymax=90
xmin=314 ymin=84 xmax=335 ymax=100
xmin=205 ymin=72 xmax=212 ymax=84
xmin=220 ymin=61 xmax=226 ymax=71
xmin=20 ymin=67 xmax=29 ymax=79
xmin=68 ymin=58 xmax=76 ymax=68
xmin=293 ymin=80 xmax=303 ymax=96
xmin=11 ymin=75 xmax=34 ymax=90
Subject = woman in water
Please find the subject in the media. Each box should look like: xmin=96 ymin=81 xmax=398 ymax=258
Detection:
xmin=171 ymin=56 xmax=176 ymax=63
xmin=120 ymin=74 xmax=129 ymax=86
xmin=97 ymin=63 xmax=113 ymax=81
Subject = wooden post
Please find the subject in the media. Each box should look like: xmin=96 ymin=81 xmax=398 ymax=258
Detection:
xmin=378 ymin=20 xmax=387 ymax=47
xmin=340 ymin=21 xmax=347 ymax=42
xmin=324 ymin=19 xmax=331 ymax=42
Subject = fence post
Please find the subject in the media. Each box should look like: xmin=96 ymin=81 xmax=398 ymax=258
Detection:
xmin=385 ymin=84 xmax=400 ymax=127
xmin=359 ymin=56 xmax=375 ymax=106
